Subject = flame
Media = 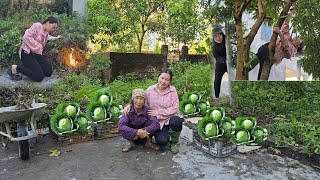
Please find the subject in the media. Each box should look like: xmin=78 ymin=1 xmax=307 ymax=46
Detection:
xmin=69 ymin=48 xmax=77 ymax=67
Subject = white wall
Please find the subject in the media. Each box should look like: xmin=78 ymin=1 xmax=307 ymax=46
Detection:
xmin=72 ymin=0 xmax=87 ymax=17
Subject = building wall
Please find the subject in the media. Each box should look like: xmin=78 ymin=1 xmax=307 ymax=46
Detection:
xmin=72 ymin=0 xmax=87 ymax=17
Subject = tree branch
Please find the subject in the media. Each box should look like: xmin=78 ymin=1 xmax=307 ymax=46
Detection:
xmin=236 ymin=0 xmax=252 ymax=18
xmin=268 ymin=0 xmax=296 ymax=60
xmin=246 ymin=0 xmax=265 ymax=46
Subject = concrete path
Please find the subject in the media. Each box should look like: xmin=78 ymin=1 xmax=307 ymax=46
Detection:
xmin=0 ymin=134 xmax=319 ymax=180
xmin=0 ymin=69 xmax=61 ymax=88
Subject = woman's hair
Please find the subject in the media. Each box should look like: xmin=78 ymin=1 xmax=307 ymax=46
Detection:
xmin=158 ymin=68 xmax=173 ymax=81
xmin=293 ymin=36 xmax=304 ymax=53
xmin=42 ymin=16 xmax=59 ymax=24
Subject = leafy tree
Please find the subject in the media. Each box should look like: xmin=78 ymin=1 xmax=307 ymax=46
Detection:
xmin=292 ymin=0 xmax=320 ymax=79
xmin=87 ymin=0 xmax=121 ymax=48
xmin=166 ymin=0 xmax=203 ymax=50
xmin=87 ymin=0 xmax=166 ymax=52
xmin=201 ymin=0 xmax=319 ymax=80
xmin=117 ymin=0 xmax=166 ymax=52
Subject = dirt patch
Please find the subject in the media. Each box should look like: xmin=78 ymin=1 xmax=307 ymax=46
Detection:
xmin=264 ymin=138 xmax=320 ymax=171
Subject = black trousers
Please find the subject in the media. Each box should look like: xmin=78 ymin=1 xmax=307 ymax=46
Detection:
xmin=214 ymin=62 xmax=227 ymax=98
xmin=129 ymin=120 xmax=155 ymax=145
xmin=257 ymin=43 xmax=269 ymax=80
xmin=153 ymin=116 xmax=183 ymax=146
xmin=17 ymin=51 xmax=53 ymax=82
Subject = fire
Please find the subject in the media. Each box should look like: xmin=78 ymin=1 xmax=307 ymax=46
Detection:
xmin=60 ymin=46 xmax=87 ymax=71
xmin=69 ymin=48 xmax=78 ymax=67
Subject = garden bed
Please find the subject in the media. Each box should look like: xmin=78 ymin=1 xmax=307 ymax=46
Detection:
xmin=263 ymin=136 xmax=320 ymax=170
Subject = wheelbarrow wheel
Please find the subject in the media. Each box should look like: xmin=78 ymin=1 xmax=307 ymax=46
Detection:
xmin=1 ymin=135 xmax=9 ymax=148
xmin=1 ymin=124 xmax=9 ymax=148
xmin=17 ymin=120 xmax=30 ymax=160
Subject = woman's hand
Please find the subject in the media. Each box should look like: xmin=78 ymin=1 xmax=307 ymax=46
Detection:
xmin=147 ymin=110 xmax=158 ymax=116
xmin=56 ymin=35 xmax=62 ymax=39
xmin=122 ymin=104 xmax=131 ymax=115
xmin=273 ymin=27 xmax=280 ymax=34
xmin=136 ymin=129 xmax=149 ymax=138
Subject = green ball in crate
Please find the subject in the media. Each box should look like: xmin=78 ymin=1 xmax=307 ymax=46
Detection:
xmin=98 ymin=95 xmax=110 ymax=106
xmin=58 ymin=118 xmax=72 ymax=132
xmin=93 ymin=107 xmax=105 ymax=121
xmin=65 ymin=105 xmax=77 ymax=117
xmin=184 ymin=104 xmax=195 ymax=114
xmin=241 ymin=119 xmax=254 ymax=131
xmin=75 ymin=114 xmax=91 ymax=134
xmin=109 ymin=106 xmax=121 ymax=122
xmin=204 ymin=122 xmax=218 ymax=137
xmin=197 ymin=102 xmax=208 ymax=116
xmin=189 ymin=94 xmax=199 ymax=103
xmin=235 ymin=130 xmax=249 ymax=143
xmin=210 ymin=110 xmax=222 ymax=122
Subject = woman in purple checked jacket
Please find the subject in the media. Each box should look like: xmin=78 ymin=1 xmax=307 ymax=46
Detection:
xmin=118 ymin=89 xmax=160 ymax=152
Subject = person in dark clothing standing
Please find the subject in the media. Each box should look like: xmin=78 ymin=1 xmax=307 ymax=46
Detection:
xmin=213 ymin=27 xmax=227 ymax=99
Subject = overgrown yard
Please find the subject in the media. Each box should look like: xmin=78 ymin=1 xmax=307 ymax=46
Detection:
xmin=230 ymin=81 xmax=320 ymax=157
xmin=1 ymin=61 xmax=320 ymax=163
xmin=0 ymin=61 xmax=213 ymax=130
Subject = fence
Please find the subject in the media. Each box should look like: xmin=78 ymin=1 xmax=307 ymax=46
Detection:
xmin=107 ymin=46 xmax=209 ymax=81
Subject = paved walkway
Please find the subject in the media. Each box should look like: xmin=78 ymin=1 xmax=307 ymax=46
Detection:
xmin=0 ymin=69 xmax=62 ymax=88
xmin=0 ymin=135 xmax=319 ymax=180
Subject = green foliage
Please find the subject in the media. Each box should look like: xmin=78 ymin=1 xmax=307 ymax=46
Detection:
xmin=46 ymin=73 xmax=101 ymax=109
xmin=232 ymin=81 xmax=320 ymax=116
xmin=293 ymin=0 xmax=320 ymax=79
xmin=154 ymin=41 xmax=161 ymax=54
xmin=166 ymin=0 xmax=205 ymax=45
xmin=232 ymin=81 xmax=320 ymax=155
xmin=0 ymin=27 xmax=22 ymax=67
xmin=170 ymin=61 xmax=213 ymax=100
xmin=47 ymin=0 xmax=69 ymax=14
xmin=108 ymin=79 xmax=154 ymax=105
xmin=83 ymin=51 xmax=111 ymax=84
xmin=87 ymin=0 xmax=121 ymax=47
xmin=271 ymin=118 xmax=320 ymax=156
xmin=0 ymin=0 xmax=10 ymax=18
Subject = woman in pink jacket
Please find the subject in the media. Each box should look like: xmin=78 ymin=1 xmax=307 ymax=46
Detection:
xmin=123 ymin=68 xmax=183 ymax=154
xmin=8 ymin=17 xmax=62 ymax=82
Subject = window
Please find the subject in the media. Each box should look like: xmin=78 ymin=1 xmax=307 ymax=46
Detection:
xmin=261 ymin=22 xmax=272 ymax=41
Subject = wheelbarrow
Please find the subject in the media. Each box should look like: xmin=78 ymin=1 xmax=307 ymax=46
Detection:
xmin=0 ymin=102 xmax=47 ymax=160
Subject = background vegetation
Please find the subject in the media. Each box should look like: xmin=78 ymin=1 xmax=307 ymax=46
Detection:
xmin=0 ymin=0 xmax=319 ymax=157
xmin=231 ymin=81 xmax=320 ymax=156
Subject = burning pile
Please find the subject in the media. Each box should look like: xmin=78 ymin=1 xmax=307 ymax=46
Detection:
xmin=60 ymin=47 xmax=87 ymax=71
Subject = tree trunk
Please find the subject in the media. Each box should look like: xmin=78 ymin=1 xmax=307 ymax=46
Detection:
xmin=234 ymin=0 xmax=265 ymax=80
xmin=235 ymin=19 xmax=248 ymax=80
xmin=137 ymin=23 xmax=147 ymax=53
xmin=225 ymin=22 xmax=235 ymax=105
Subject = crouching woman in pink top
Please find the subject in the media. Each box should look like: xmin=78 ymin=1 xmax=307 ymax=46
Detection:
xmin=9 ymin=17 xmax=62 ymax=82
xmin=124 ymin=68 xmax=183 ymax=154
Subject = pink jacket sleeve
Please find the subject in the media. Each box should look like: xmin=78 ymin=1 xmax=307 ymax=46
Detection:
xmin=157 ymin=90 xmax=179 ymax=119
xmin=280 ymin=22 xmax=297 ymax=58
xmin=48 ymin=35 xmax=59 ymax=41
xmin=22 ymin=23 xmax=43 ymax=54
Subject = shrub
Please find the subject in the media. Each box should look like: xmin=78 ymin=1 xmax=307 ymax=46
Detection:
xmin=0 ymin=27 xmax=22 ymax=67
